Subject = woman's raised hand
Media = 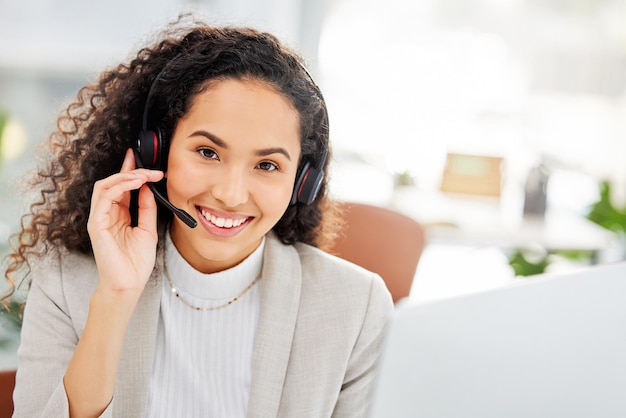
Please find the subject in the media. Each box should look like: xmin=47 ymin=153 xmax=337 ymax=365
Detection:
xmin=87 ymin=148 xmax=164 ymax=299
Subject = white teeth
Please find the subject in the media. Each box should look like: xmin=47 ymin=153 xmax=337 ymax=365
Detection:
xmin=200 ymin=209 xmax=247 ymax=228
xmin=213 ymin=216 xmax=225 ymax=227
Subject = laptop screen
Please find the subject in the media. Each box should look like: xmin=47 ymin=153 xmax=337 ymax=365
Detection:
xmin=368 ymin=261 xmax=626 ymax=418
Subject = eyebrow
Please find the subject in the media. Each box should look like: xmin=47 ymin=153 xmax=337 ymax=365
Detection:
xmin=191 ymin=130 xmax=292 ymax=161
xmin=255 ymin=147 xmax=292 ymax=161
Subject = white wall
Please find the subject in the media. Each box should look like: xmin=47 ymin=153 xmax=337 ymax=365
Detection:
xmin=320 ymin=0 xmax=626 ymax=208
xmin=0 ymin=0 xmax=325 ymax=73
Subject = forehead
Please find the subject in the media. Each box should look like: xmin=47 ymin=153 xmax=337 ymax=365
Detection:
xmin=194 ymin=77 xmax=297 ymax=116
xmin=182 ymin=78 xmax=301 ymax=150
xmin=190 ymin=78 xmax=296 ymax=120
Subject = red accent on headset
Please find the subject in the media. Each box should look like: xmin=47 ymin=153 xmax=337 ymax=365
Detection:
xmin=152 ymin=132 xmax=158 ymax=167
xmin=297 ymin=169 xmax=310 ymax=200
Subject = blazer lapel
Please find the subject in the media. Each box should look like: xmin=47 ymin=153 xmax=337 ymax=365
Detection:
xmin=247 ymin=235 xmax=302 ymax=418
xmin=113 ymin=267 xmax=162 ymax=416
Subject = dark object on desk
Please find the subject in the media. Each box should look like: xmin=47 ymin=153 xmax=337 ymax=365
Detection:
xmin=523 ymin=163 xmax=549 ymax=218
xmin=330 ymin=202 xmax=426 ymax=303
xmin=0 ymin=369 xmax=15 ymax=418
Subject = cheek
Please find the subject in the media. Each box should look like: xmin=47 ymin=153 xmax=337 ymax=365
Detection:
xmin=248 ymin=172 xmax=297 ymax=219
xmin=255 ymin=180 xmax=294 ymax=209
xmin=165 ymin=158 xmax=200 ymax=195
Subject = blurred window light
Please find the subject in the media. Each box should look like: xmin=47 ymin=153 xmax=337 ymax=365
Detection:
xmin=547 ymin=169 xmax=600 ymax=214
xmin=319 ymin=1 xmax=527 ymax=180
xmin=319 ymin=0 xmax=626 ymax=199
xmin=0 ymin=118 xmax=28 ymax=162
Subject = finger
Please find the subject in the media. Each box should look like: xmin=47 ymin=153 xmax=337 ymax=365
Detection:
xmin=136 ymin=183 xmax=159 ymax=233
xmin=92 ymin=172 xmax=148 ymax=202
xmin=120 ymin=148 xmax=136 ymax=172
xmin=90 ymin=173 xmax=147 ymax=221
xmin=92 ymin=168 xmax=163 ymax=202
xmin=90 ymin=169 xmax=163 ymax=215
xmin=122 ymin=148 xmax=165 ymax=178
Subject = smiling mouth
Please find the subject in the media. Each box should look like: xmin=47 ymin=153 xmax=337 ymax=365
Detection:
xmin=199 ymin=208 xmax=250 ymax=228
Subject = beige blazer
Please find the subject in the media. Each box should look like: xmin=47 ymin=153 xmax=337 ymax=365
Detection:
xmin=13 ymin=234 xmax=393 ymax=417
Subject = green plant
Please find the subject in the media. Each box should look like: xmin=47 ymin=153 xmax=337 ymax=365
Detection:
xmin=0 ymin=297 xmax=23 ymax=330
xmin=508 ymin=179 xmax=624 ymax=277
xmin=585 ymin=180 xmax=626 ymax=234
xmin=0 ymin=297 xmax=24 ymax=348
xmin=394 ymin=170 xmax=416 ymax=187
xmin=508 ymin=250 xmax=551 ymax=276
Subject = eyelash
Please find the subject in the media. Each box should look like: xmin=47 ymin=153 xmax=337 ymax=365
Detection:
xmin=197 ymin=148 xmax=279 ymax=172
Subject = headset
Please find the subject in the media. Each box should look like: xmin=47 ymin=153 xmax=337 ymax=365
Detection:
xmin=135 ymin=53 xmax=328 ymax=229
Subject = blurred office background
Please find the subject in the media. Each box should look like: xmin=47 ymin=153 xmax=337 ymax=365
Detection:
xmin=2 ymin=0 xmax=626 ymax=310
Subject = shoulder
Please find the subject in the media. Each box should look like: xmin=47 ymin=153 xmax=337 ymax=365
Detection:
xmin=267 ymin=234 xmax=393 ymax=317
xmin=295 ymin=240 xmax=380 ymax=286
xmin=28 ymin=248 xmax=97 ymax=288
xmin=26 ymin=249 xmax=98 ymax=317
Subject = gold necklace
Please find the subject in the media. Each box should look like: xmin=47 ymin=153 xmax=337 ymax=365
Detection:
xmin=163 ymin=254 xmax=262 ymax=312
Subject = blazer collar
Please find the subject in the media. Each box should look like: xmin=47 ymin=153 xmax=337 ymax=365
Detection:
xmin=247 ymin=234 xmax=302 ymax=417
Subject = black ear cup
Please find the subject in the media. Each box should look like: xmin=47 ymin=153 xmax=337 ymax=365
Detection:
xmin=289 ymin=63 xmax=328 ymax=206
xmin=291 ymin=161 xmax=324 ymax=205
xmin=136 ymin=57 xmax=180 ymax=172
xmin=136 ymin=127 xmax=165 ymax=170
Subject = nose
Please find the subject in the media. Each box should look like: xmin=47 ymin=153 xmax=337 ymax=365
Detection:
xmin=211 ymin=166 xmax=250 ymax=208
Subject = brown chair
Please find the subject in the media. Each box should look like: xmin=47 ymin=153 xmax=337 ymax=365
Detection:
xmin=330 ymin=202 xmax=426 ymax=303
xmin=0 ymin=369 xmax=16 ymax=418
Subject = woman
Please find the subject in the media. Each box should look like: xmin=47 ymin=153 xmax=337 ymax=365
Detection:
xmin=5 ymin=16 xmax=393 ymax=418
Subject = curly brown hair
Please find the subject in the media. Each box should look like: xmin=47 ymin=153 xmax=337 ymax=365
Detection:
xmin=3 ymin=15 xmax=341 ymax=300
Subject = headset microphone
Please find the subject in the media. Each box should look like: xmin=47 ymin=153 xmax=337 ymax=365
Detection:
xmin=133 ymin=149 xmax=198 ymax=228
xmin=150 ymin=184 xmax=198 ymax=228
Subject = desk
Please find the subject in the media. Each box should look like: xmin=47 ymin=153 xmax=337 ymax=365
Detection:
xmin=390 ymin=187 xmax=620 ymax=303
xmin=391 ymin=187 xmax=617 ymax=257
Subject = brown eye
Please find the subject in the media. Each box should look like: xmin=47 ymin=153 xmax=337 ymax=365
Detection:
xmin=257 ymin=161 xmax=278 ymax=171
xmin=198 ymin=148 xmax=219 ymax=160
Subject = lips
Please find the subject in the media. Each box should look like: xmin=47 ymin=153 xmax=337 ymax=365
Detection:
xmin=199 ymin=207 xmax=249 ymax=229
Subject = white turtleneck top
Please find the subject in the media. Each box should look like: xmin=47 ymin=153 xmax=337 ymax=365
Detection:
xmin=146 ymin=232 xmax=264 ymax=417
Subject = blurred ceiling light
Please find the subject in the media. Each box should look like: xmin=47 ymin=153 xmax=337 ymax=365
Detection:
xmin=0 ymin=118 xmax=28 ymax=161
